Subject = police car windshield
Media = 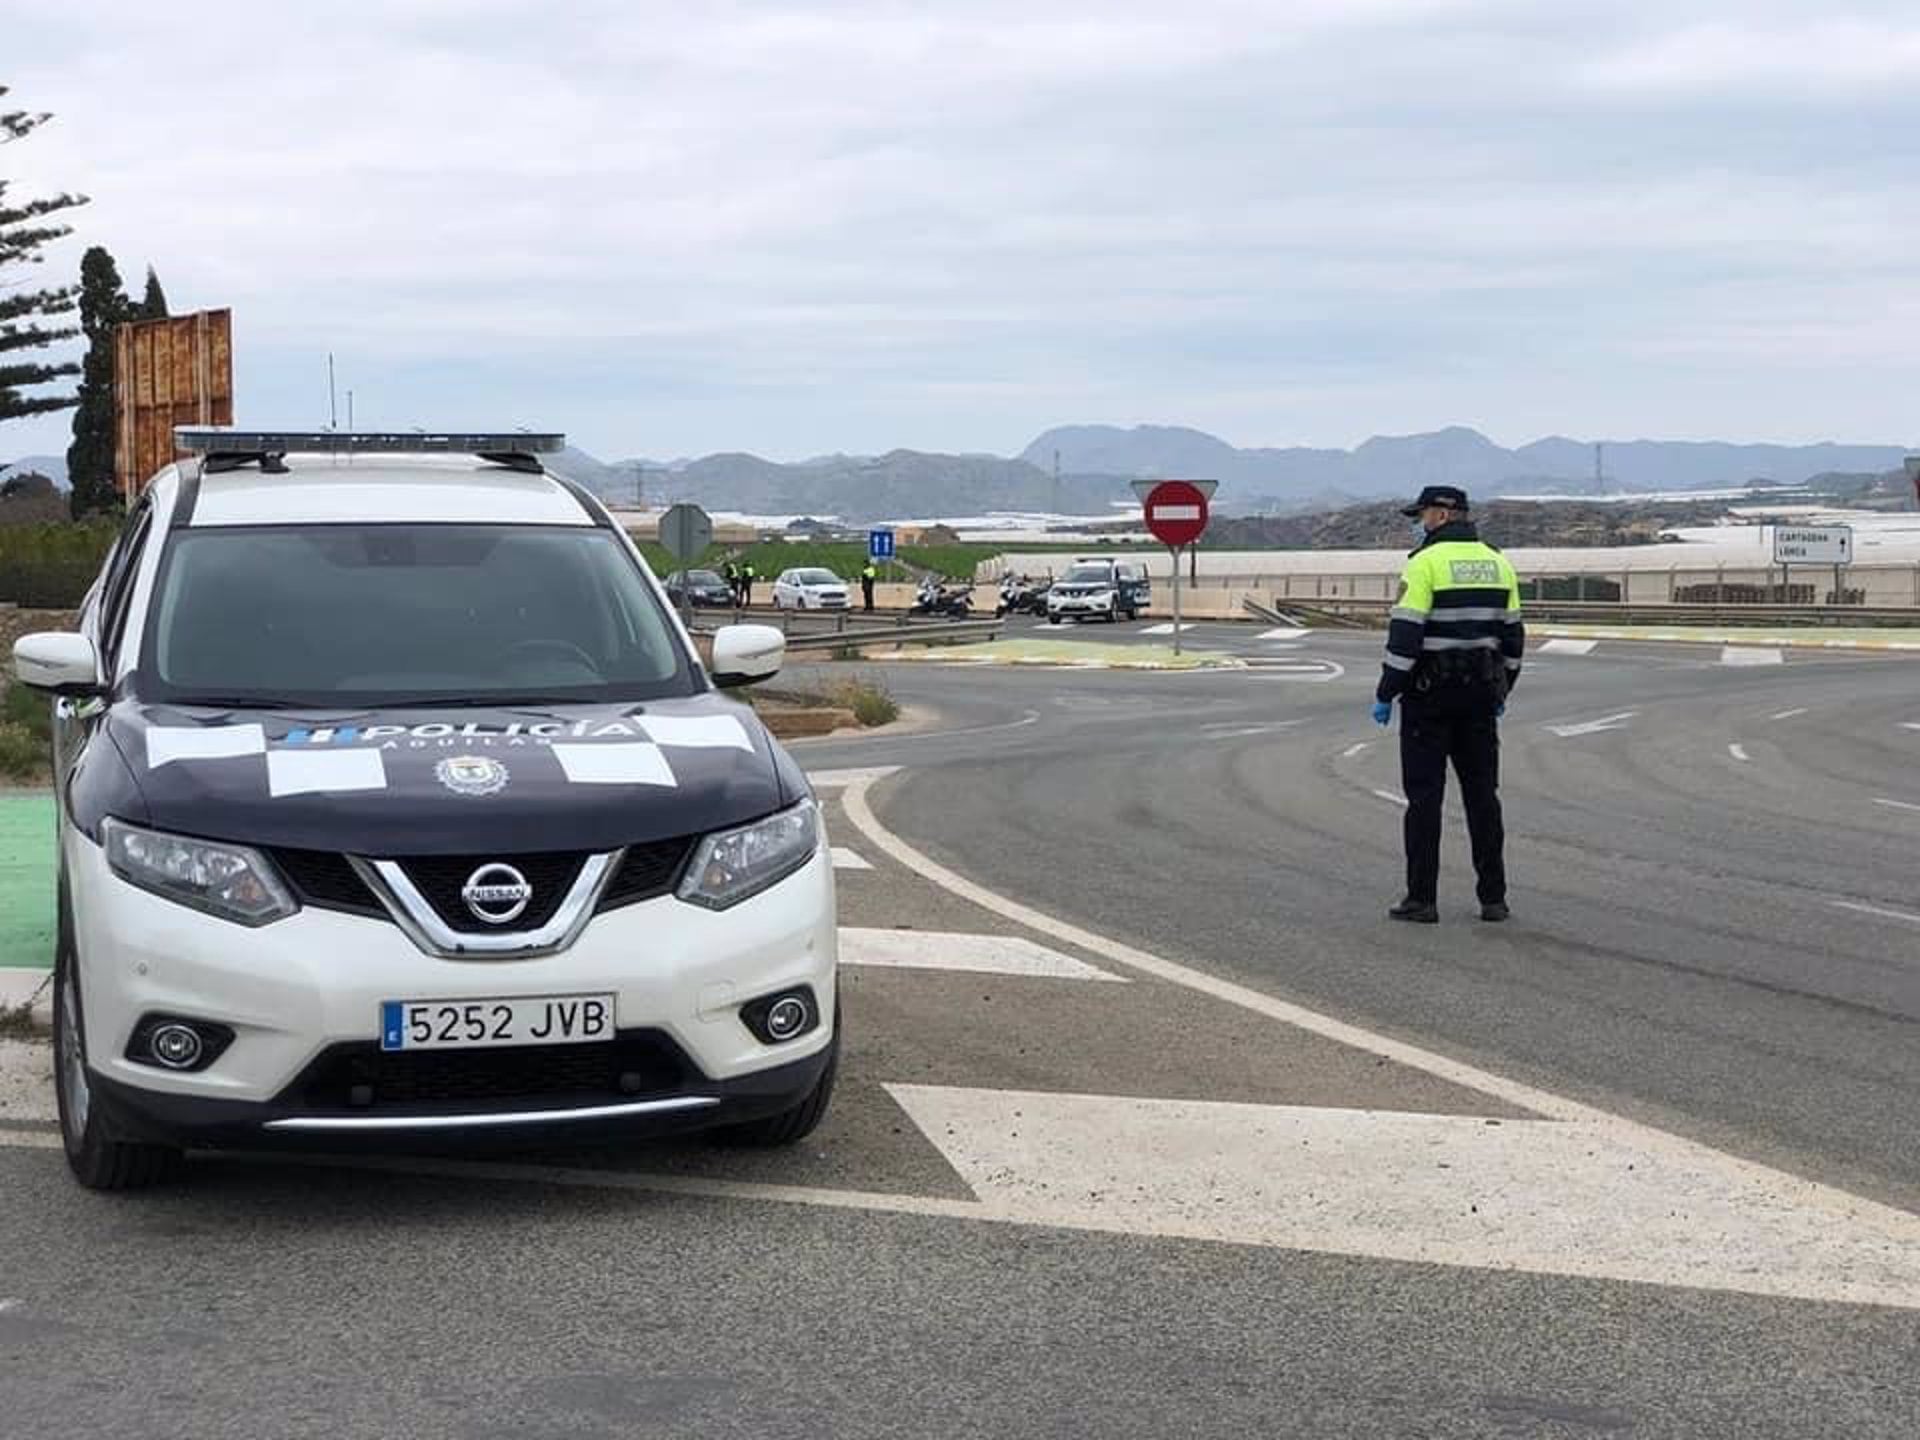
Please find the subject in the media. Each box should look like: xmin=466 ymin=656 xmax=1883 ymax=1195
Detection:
xmin=1062 ymin=564 xmax=1113 ymax=583
xmin=143 ymin=524 xmax=699 ymax=708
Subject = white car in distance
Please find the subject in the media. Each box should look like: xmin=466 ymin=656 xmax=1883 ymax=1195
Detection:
xmin=772 ymin=568 xmax=851 ymax=610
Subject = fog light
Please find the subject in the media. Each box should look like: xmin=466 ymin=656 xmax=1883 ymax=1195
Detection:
xmin=125 ymin=1014 xmax=234 ymax=1073
xmin=765 ymin=996 xmax=810 ymax=1041
xmin=149 ymin=1024 xmax=203 ymax=1070
xmin=739 ymin=987 xmax=820 ymax=1046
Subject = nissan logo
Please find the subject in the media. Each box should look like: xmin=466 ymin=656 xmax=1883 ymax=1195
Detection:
xmin=461 ymin=863 xmax=532 ymax=925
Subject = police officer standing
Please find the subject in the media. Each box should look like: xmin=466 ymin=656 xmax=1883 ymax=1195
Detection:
xmin=740 ymin=560 xmax=757 ymax=607
xmin=1372 ymin=485 xmax=1524 ymax=924
xmin=861 ymin=559 xmax=878 ymax=612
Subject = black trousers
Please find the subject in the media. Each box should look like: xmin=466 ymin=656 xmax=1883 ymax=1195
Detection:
xmin=862 ymin=579 xmax=875 ymax=611
xmin=1399 ymin=687 xmax=1506 ymax=905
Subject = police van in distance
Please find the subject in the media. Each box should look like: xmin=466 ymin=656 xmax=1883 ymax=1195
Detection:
xmin=11 ymin=429 xmax=838 ymax=1190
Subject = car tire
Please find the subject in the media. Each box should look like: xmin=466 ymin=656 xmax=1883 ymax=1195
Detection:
xmin=1047 ymin=614 xmax=1062 ymax=625
xmin=717 ymin=1033 xmax=839 ymax=1147
xmin=53 ymin=892 xmax=183 ymax=1192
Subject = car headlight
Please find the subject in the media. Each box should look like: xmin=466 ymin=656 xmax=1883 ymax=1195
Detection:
xmin=677 ymin=799 xmax=820 ymax=911
xmin=102 ymin=817 xmax=297 ymax=927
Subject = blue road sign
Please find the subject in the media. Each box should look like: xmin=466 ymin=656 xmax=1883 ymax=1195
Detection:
xmin=868 ymin=528 xmax=896 ymax=560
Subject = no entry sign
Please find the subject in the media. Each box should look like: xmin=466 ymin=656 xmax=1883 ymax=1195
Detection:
xmin=1143 ymin=479 xmax=1210 ymax=548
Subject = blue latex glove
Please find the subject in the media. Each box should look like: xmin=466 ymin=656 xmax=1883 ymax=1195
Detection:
xmin=1371 ymin=701 xmax=1392 ymax=727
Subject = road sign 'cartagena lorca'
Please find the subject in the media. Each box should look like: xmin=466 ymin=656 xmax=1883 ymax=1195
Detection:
xmin=660 ymin=503 xmax=712 ymax=562
xmin=1772 ymin=525 xmax=1852 ymax=565
xmin=1143 ymin=479 xmax=1210 ymax=547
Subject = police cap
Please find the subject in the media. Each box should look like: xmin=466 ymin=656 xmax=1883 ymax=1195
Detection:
xmin=1400 ymin=484 xmax=1470 ymax=517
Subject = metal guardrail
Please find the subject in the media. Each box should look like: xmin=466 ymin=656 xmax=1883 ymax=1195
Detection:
xmin=1280 ymin=596 xmax=1920 ymax=628
xmin=782 ymin=618 xmax=1004 ymax=652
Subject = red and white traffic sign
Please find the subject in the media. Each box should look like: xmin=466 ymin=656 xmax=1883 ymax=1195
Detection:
xmin=1143 ymin=479 xmax=1210 ymax=548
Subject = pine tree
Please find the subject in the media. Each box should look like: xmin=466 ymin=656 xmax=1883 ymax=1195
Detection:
xmin=138 ymin=265 xmax=168 ymax=320
xmin=65 ymin=246 xmax=131 ymax=517
xmin=0 ymin=88 xmax=89 ymax=425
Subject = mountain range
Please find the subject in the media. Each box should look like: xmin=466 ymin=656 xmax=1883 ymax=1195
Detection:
xmin=1020 ymin=425 xmax=1916 ymax=507
xmin=7 ymin=427 xmax=1912 ymax=521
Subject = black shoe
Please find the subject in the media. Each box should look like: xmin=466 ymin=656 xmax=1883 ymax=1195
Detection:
xmin=1479 ymin=902 xmax=1510 ymax=923
xmin=1389 ymin=898 xmax=1439 ymax=924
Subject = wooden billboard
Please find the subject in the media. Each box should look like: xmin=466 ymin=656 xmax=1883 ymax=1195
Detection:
xmin=113 ymin=308 xmax=233 ymax=498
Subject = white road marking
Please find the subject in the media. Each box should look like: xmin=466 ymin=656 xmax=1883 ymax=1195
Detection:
xmin=1342 ymin=742 xmax=1369 ymax=759
xmin=804 ymin=766 xmax=903 ymax=788
xmin=1871 ymin=797 xmax=1920 ymax=813
xmin=1770 ymin=709 xmax=1809 ymax=721
xmin=838 ymin=927 xmax=1127 ymax=982
xmin=1831 ymin=899 xmax=1920 ymax=926
xmin=1370 ymin=789 xmax=1408 ymax=807
xmin=1538 ymin=638 xmax=1599 ymax=656
xmin=1198 ymin=720 xmax=1306 ymax=739
xmin=1902 ymin=723 xmax=1920 ymax=732
xmin=830 ymin=847 xmax=873 ymax=871
xmin=840 ymin=775 xmax=1920 ymax=1308
xmin=1137 ymin=623 xmax=1197 ymax=635
xmin=1728 ymin=743 xmax=1751 ymax=763
xmin=0 ymin=1128 xmax=59 ymax=1151
xmin=1721 ymin=646 xmax=1783 ymax=667
xmin=0 ymin=1299 xmax=19 ymax=1313
xmin=1257 ymin=627 xmax=1311 ymax=640
xmin=1545 ymin=711 xmax=1638 ymax=738
xmin=887 ymin=1085 xmax=1920 ymax=1310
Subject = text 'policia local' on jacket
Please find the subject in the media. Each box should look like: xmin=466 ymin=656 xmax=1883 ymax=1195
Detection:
xmin=1376 ymin=519 xmax=1525 ymax=703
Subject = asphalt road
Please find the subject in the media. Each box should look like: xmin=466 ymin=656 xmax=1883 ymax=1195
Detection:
xmin=1 ymin=621 xmax=1916 ymax=1438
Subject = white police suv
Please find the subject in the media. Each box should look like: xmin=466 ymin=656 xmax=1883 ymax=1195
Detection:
xmin=10 ymin=430 xmax=838 ymax=1190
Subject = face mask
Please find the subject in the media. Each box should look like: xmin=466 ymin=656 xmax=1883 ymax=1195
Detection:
xmin=1411 ymin=519 xmax=1429 ymax=542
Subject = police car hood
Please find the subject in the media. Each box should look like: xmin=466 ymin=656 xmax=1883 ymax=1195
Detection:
xmin=107 ymin=694 xmax=799 ymax=856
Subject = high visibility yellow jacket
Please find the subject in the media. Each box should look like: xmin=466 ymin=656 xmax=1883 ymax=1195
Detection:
xmin=1377 ymin=520 xmax=1524 ymax=702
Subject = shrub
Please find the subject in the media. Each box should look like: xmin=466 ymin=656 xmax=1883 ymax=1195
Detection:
xmin=0 ymin=723 xmax=48 ymax=781
xmin=0 ymin=521 xmax=118 ymax=607
xmin=819 ymin=675 xmax=899 ymax=727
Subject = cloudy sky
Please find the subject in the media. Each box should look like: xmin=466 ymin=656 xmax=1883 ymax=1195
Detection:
xmin=6 ymin=0 xmax=1918 ymax=462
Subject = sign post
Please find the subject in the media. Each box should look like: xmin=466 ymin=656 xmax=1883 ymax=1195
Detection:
xmin=1772 ymin=524 xmax=1852 ymax=606
xmin=1134 ymin=479 xmax=1216 ymax=655
xmin=660 ymin=503 xmax=713 ymax=624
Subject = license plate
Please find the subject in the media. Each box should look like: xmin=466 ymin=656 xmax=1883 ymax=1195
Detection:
xmin=379 ymin=994 xmax=616 ymax=1052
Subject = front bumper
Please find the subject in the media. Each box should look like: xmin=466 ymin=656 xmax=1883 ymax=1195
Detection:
xmin=89 ymin=1031 xmax=835 ymax=1151
xmin=1048 ymin=594 xmax=1114 ymax=615
xmin=65 ymin=828 xmax=837 ymax=1143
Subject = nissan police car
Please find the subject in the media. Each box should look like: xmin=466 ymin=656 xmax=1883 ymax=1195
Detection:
xmin=10 ymin=429 xmax=838 ymax=1190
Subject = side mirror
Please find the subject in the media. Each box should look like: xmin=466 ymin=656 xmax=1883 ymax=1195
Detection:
xmin=710 ymin=624 xmax=784 ymax=689
xmin=13 ymin=632 xmax=102 ymax=696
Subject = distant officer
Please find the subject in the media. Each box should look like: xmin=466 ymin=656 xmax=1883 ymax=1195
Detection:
xmin=722 ymin=558 xmax=740 ymax=605
xmin=861 ymin=560 xmax=878 ymax=612
xmin=741 ymin=561 xmax=757 ymax=606
xmin=1372 ymin=485 xmax=1524 ymax=924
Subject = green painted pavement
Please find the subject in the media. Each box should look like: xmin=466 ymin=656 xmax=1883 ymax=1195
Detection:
xmin=0 ymin=793 xmax=56 ymax=971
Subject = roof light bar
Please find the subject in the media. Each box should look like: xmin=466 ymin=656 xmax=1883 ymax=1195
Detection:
xmin=174 ymin=428 xmax=566 ymax=457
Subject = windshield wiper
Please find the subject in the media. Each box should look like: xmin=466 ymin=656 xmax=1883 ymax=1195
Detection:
xmin=168 ymin=695 xmax=313 ymax=710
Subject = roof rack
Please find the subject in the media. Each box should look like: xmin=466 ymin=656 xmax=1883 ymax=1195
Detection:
xmin=174 ymin=428 xmax=566 ymax=476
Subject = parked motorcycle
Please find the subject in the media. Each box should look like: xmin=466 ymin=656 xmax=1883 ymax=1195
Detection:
xmin=995 ymin=574 xmax=1051 ymax=617
xmin=910 ymin=578 xmax=975 ymax=619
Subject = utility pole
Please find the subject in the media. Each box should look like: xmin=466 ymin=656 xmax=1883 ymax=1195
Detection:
xmin=1593 ymin=441 xmax=1603 ymax=494
xmin=327 ymin=353 xmax=338 ymax=430
xmin=1052 ymin=448 xmax=1061 ymax=517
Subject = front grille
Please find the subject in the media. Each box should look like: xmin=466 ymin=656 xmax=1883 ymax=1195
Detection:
xmin=272 ymin=835 xmax=698 ymax=931
xmin=278 ymin=1029 xmax=696 ymax=1111
xmin=394 ymin=852 xmax=586 ymax=934
xmin=270 ymin=849 xmax=383 ymax=916
xmin=599 ymin=836 xmax=696 ymax=910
